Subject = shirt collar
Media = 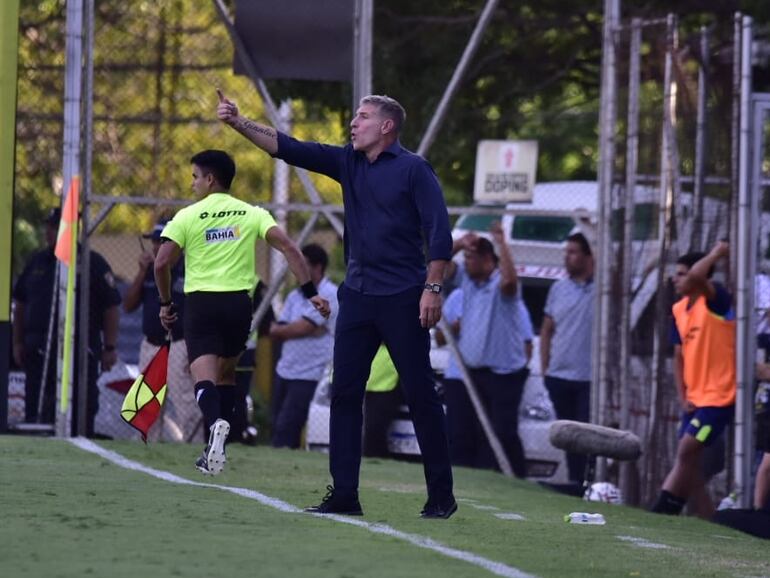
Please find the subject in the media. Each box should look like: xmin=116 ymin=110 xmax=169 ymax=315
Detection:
xmin=383 ymin=139 xmax=403 ymax=157
xmin=569 ymin=275 xmax=593 ymax=288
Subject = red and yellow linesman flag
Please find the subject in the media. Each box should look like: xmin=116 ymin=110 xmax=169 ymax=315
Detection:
xmin=120 ymin=340 xmax=169 ymax=442
xmin=54 ymin=176 xmax=79 ymax=265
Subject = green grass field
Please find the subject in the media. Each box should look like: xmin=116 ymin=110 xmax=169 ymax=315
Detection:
xmin=2 ymin=435 xmax=768 ymax=578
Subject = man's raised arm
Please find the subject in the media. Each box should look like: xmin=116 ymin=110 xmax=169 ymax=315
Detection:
xmin=216 ymin=88 xmax=278 ymax=155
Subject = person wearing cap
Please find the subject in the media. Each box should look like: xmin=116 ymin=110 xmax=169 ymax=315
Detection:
xmin=154 ymin=149 xmax=329 ymax=476
xmin=443 ymin=222 xmax=530 ymax=477
xmin=123 ymin=219 xmax=199 ymax=442
xmin=12 ymin=207 xmax=122 ymax=436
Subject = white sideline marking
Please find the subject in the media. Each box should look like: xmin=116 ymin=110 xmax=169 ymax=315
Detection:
xmin=495 ymin=513 xmax=526 ymax=521
xmin=69 ymin=438 xmax=536 ymax=578
xmin=471 ymin=504 xmax=501 ymax=511
xmin=616 ymin=535 xmax=670 ymax=549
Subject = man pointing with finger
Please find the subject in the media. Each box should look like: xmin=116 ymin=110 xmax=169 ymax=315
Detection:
xmin=217 ymin=90 xmax=456 ymax=518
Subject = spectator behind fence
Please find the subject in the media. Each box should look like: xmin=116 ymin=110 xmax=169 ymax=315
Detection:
xmin=443 ymin=222 xmax=529 ymax=477
xmin=231 ymin=279 xmax=276 ymax=446
xmin=270 ymin=243 xmax=338 ymax=449
xmin=539 ymin=232 xmax=594 ymax=482
xmin=651 ymin=242 xmax=735 ymax=519
xmin=12 ymin=207 xmax=121 ymax=436
xmin=123 ymin=219 xmax=200 ymax=442
xmin=154 ymin=150 xmax=329 ymax=476
xmin=438 ymin=286 xmax=533 ymax=470
xmin=363 ymin=344 xmax=403 ymax=458
xmin=217 ymin=90 xmax=456 ymax=519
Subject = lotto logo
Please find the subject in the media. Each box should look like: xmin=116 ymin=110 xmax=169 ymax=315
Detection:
xmin=205 ymin=226 xmax=240 ymax=243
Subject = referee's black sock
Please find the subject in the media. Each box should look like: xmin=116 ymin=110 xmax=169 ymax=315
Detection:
xmin=217 ymin=384 xmax=237 ymax=427
xmin=650 ymin=490 xmax=686 ymax=515
xmin=194 ymin=380 xmax=220 ymax=433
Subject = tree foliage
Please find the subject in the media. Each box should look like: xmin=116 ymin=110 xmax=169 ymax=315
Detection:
xmin=13 ymin=0 xmax=770 ymax=271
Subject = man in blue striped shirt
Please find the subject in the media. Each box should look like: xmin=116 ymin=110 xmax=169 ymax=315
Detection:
xmin=444 ymin=223 xmax=530 ymax=477
xmin=217 ymin=90 xmax=456 ymax=519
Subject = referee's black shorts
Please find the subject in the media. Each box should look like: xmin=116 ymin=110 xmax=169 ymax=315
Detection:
xmin=183 ymin=290 xmax=252 ymax=363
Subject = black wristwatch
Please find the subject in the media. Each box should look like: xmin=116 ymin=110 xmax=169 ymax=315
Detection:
xmin=424 ymin=283 xmax=443 ymax=294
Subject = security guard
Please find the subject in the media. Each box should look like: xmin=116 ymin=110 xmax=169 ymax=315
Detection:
xmin=12 ymin=208 xmax=121 ymax=435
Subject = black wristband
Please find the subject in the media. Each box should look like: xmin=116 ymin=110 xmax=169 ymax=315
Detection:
xmin=104 ymin=344 xmax=115 ymax=352
xmin=301 ymin=281 xmax=318 ymax=299
xmin=159 ymin=299 xmax=173 ymax=307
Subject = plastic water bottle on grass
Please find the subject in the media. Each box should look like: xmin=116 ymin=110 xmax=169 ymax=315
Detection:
xmin=565 ymin=512 xmax=606 ymax=525
xmin=717 ymin=491 xmax=740 ymax=511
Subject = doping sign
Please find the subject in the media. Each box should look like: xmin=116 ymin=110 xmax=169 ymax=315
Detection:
xmin=473 ymin=139 xmax=538 ymax=204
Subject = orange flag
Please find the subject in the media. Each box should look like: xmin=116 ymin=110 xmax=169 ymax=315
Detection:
xmin=54 ymin=176 xmax=80 ymax=265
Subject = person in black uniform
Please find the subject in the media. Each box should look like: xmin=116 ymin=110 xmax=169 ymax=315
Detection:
xmin=12 ymin=208 xmax=121 ymax=436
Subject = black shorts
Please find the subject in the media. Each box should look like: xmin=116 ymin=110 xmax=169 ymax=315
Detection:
xmin=758 ymin=411 xmax=770 ymax=453
xmin=183 ymin=291 xmax=252 ymax=363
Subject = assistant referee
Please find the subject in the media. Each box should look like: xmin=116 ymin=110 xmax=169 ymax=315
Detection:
xmin=154 ymin=149 xmax=329 ymax=475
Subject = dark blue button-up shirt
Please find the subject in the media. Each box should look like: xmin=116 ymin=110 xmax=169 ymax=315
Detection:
xmin=274 ymin=132 xmax=452 ymax=295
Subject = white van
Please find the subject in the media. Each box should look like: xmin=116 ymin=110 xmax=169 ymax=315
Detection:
xmin=452 ymin=181 xmax=598 ymax=332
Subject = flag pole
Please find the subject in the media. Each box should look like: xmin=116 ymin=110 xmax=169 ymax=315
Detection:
xmin=57 ymin=177 xmax=80 ymax=419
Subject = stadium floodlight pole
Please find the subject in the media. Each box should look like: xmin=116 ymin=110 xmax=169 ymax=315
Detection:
xmin=593 ymin=0 xmax=620 ymax=482
xmin=735 ymin=14 xmax=755 ymax=509
xmin=437 ymin=319 xmax=514 ymax=477
xmin=212 ymin=0 xmax=344 ymax=239
xmin=416 ymin=0 xmax=500 ymax=158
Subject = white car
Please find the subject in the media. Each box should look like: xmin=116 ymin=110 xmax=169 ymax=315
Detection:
xmin=304 ymin=335 xmax=569 ymax=483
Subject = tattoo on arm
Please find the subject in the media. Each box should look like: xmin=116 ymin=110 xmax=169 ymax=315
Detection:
xmin=239 ymin=118 xmax=275 ymax=139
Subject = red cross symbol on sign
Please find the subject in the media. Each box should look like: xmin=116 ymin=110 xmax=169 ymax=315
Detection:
xmin=503 ymin=147 xmax=514 ymax=168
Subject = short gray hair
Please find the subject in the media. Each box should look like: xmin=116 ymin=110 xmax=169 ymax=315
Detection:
xmin=360 ymin=94 xmax=406 ymax=132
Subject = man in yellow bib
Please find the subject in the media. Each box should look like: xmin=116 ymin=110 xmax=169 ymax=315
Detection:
xmin=155 ymin=150 xmax=329 ymax=475
xmin=652 ymin=241 xmax=735 ymax=518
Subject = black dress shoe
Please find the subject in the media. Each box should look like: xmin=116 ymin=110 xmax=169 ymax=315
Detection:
xmin=420 ymin=498 xmax=458 ymax=519
xmin=305 ymin=485 xmax=364 ymax=516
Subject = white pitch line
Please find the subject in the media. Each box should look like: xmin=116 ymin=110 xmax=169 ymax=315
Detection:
xmin=616 ymin=535 xmax=670 ymax=549
xmin=69 ymin=438 xmax=536 ymax=578
xmin=494 ymin=513 xmax=526 ymax=521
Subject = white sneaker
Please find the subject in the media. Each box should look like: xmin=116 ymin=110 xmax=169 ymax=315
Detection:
xmin=197 ymin=419 xmax=230 ymax=475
